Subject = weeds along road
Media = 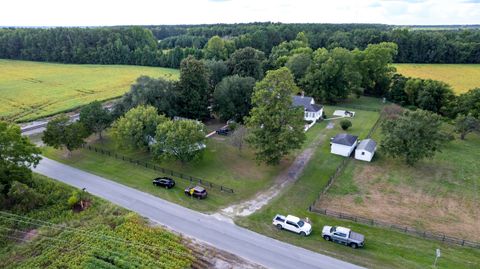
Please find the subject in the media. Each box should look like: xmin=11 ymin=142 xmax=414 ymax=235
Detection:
xmin=34 ymin=157 xmax=364 ymax=269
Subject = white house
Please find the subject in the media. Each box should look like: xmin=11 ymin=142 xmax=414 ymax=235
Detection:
xmin=330 ymin=133 xmax=358 ymax=157
xmin=292 ymin=95 xmax=323 ymax=122
xmin=355 ymin=139 xmax=377 ymax=162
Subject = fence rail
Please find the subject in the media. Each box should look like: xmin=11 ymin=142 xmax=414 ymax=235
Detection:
xmin=309 ymin=207 xmax=480 ymax=248
xmin=82 ymin=145 xmax=234 ymax=194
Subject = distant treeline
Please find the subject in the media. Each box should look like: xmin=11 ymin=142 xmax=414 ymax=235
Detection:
xmin=1 ymin=23 xmax=480 ymax=67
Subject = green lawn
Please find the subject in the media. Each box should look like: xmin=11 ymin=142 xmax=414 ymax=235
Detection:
xmin=0 ymin=174 xmax=193 ymax=268
xmin=395 ymin=64 xmax=480 ymax=94
xmin=0 ymin=59 xmax=179 ymax=122
xmin=236 ymin=105 xmax=480 ymax=268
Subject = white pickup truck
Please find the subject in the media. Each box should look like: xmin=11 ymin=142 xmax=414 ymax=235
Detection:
xmin=272 ymin=214 xmax=312 ymax=236
xmin=322 ymin=225 xmax=365 ymax=249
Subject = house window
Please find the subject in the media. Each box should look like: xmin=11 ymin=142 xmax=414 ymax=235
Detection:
xmin=361 ymin=152 xmax=365 ymax=155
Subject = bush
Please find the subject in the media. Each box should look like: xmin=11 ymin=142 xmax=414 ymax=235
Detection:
xmin=340 ymin=119 xmax=352 ymax=130
xmin=8 ymin=181 xmax=45 ymax=212
xmin=67 ymin=191 xmax=80 ymax=208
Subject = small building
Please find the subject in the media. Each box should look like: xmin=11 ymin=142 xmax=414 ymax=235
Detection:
xmin=355 ymin=139 xmax=377 ymax=162
xmin=330 ymin=133 xmax=358 ymax=157
xmin=292 ymin=95 xmax=323 ymax=123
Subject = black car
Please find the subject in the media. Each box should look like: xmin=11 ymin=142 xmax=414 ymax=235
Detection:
xmin=216 ymin=127 xmax=230 ymax=136
xmin=184 ymin=186 xmax=208 ymax=199
xmin=153 ymin=177 xmax=175 ymax=189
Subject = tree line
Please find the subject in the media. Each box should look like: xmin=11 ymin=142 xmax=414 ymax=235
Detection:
xmin=1 ymin=23 xmax=480 ymax=69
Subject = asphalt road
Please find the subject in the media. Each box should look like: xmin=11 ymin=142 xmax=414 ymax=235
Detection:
xmin=34 ymin=157 xmax=364 ymax=269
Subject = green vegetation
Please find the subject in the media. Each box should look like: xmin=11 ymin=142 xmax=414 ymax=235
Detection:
xmin=42 ymin=132 xmax=289 ymax=212
xmin=237 ymin=104 xmax=480 ymax=268
xmin=0 ymin=60 xmax=178 ymax=122
xmin=0 ymin=174 xmax=193 ymax=268
xmin=395 ymin=64 xmax=480 ymax=94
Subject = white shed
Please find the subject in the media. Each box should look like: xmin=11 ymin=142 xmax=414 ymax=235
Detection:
xmin=330 ymin=134 xmax=358 ymax=157
xmin=355 ymin=139 xmax=377 ymax=162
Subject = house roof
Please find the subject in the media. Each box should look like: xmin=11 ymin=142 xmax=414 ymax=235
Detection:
xmin=332 ymin=133 xmax=358 ymax=146
xmin=357 ymin=139 xmax=377 ymax=152
xmin=292 ymin=95 xmax=323 ymax=112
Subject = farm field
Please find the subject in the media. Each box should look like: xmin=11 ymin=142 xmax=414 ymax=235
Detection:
xmin=0 ymin=174 xmax=193 ymax=268
xmin=316 ymin=128 xmax=480 ymax=241
xmin=0 ymin=59 xmax=179 ymax=122
xmin=394 ymin=64 xmax=480 ymax=94
xmin=237 ymin=102 xmax=480 ymax=269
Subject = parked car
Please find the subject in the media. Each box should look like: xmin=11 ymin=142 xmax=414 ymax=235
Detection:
xmin=272 ymin=214 xmax=312 ymax=236
xmin=321 ymin=226 xmax=365 ymax=249
xmin=216 ymin=127 xmax=230 ymax=135
xmin=184 ymin=186 xmax=208 ymax=199
xmin=152 ymin=177 xmax=175 ymax=189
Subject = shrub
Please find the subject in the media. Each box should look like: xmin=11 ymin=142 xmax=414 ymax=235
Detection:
xmin=67 ymin=191 xmax=80 ymax=208
xmin=340 ymin=119 xmax=352 ymax=130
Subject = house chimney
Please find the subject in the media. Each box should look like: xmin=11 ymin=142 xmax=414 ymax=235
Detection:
xmin=301 ymin=91 xmax=305 ymax=98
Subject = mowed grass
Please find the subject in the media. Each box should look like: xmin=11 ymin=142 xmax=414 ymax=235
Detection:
xmin=237 ymin=104 xmax=480 ymax=268
xmin=320 ymin=126 xmax=480 ymax=241
xmin=0 ymin=59 xmax=179 ymax=122
xmin=42 ymin=133 xmax=293 ymax=213
xmin=395 ymin=64 xmax=480 ymax=94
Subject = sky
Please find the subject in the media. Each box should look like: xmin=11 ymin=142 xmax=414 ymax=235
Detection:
xmin=1 ymin=0 xmax=479 ymax=26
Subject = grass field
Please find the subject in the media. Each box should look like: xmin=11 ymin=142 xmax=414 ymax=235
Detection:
xmin=395 ymin=64 xmax=480 ymax=94
xmin=317 ymin=127 xmax=480 ymax=241
xmin=0 ymin=60 xmax=179 ymax=122
xmin=0 ymin=174 xmax=193 ymax=268
xmin=237 ymin=103 xmax=480 ymax=268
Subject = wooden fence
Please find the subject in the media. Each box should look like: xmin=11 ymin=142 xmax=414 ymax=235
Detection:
xmin=309 ymin=207 xmax=480 ymax=248
xmin=82 ymin=145 xmax=234 ymax=194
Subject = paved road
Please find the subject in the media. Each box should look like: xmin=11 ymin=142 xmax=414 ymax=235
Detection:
xmin=34 ymin=157 xmax=364 ymax=269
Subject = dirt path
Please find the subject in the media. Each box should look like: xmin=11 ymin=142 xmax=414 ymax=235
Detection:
xmin=214 ymin=131 xmax=326 ymax=219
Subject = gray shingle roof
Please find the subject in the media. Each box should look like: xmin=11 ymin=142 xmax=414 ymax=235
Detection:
xmin=356 ymin=139 xmax=377 ymax=152
xmin=332 ymin=133 xmax=358 ymax=146
xmin=292 ymin=95 xmax=323 ymax=112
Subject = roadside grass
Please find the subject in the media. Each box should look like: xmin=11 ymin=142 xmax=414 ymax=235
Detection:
xmin=394 ymin=64 xmax=480 ymax=94
xmin=0 ymin=174 xmax=193 ymax=268
xmin=236 ymin=105 xmax=480 ymax=268
xmin=0 ymin=59 xmax=179 ymax=122
xmin=319 ymin=127 xmax=480 ymax=241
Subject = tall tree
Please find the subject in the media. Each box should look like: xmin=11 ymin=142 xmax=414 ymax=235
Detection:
xmin=79 ymin=101 xmax=112 ymax=139
xmin=42 ymin=116 xmax=88 ymax=157
xmin=303 ymin=47 xmax=362 ymax=104
xmin=228 ymin=47 xmax=266 ymax=80
xmin=380 ymin=109 xmax=450 ymax=166
xmin=152 ymin=119 xmax=206 ymax=164
xmin=0 ymin=121 xmax=41 ymax=205
xmin=285 ymin=52 xmax=312 ymax=83
xmin=452 ymin=88 xmax=480 ymax=119
xmin=203 ymin=59 xmax=229 ymax=88
xmin=245 ymin=67 xmax=306 ymax=165
xmin=204 ymin=35 xmax=228 ymax=60
xmin=177 ymin=56 xmax=210 ymax=120
xmin=213 ymin=75 xmax=256 ymax=122
xmin=111 ymin=106 xmax=167 ymax=150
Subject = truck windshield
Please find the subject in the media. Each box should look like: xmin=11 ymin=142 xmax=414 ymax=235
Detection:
xmin=297 ymin=220 xmax=304 ymax=227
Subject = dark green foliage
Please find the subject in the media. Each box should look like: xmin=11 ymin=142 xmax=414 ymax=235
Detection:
xmin=387 ymin=74 xmax=409 ymax=105
xmin=381 ymin=109 xmax=450 ymax=165
xmin=80 ymin=101 xmax=112 ymax=139
xmin=203 ymin=59 xmax=229 ymax=88
xmin=285 ymin=53 xmax=312 ymax=82
xmin=7 ymin=181 xmax=45 ymax=212
xmin=340 ymin=119 xmax=352 ymax=130
xmin=113 ymin=76 xmax=179 ymax=118
xmin=454 ymin=114 xmax=479 ymax=140
xmin=213 ymin=75 xmax=256 ymax=122
xmin=228 ymin=47 xmax=266 ymax=80
xmin=42 ymin=115 xmax=88 ymax=156
xmin=177 ymin=56 xmax=210 ymax=120
xmin=246 ymin=68 xmax=306 ymax=165
xmin=452 ymin=88 xmax=480 ymax=119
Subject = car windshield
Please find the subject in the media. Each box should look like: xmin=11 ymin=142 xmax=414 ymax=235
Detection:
xmin=330 ymin=227 xmax=336 ymax=233
xmin=298 ymin=220 xmax=304 ymax=227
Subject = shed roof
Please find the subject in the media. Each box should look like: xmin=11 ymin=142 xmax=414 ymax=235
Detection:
xmin=332 ymin=133 xmax=358 ymax=146
xmin=357 ymin=139 xmax=377 ymax=153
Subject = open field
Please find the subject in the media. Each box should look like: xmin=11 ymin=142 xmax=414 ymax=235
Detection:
xmin=0 ymin=174 xmax=193 ymax=268
xmin=0 ymin=60 xmax=179 ymax=122
xmin=317 ymin=128 xmax=480 ymax=241
xmin=394 ymin=64 xmax=480 ymax=94
xmin=237 ymin=103 xmax=480 ymax=268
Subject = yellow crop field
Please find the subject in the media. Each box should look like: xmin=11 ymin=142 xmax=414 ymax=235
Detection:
xmin=394 ymin=64 xmax=480 ymax=94
xmin=0 ymin=59 xmax=179 ymax=122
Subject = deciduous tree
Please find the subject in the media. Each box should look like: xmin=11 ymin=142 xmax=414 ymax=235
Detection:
xmin=177 ymin=56 xmax=210 ymax=120
xmin=42 ymin=115 xmax=88 ymax=157
xmin=213 ymin=75 xmax=256 ymax=122
xmin=454 ymin=114 xmax=479 ymax=140
xmin=80 ymin=100 xmax=112 ymax=139
xmin=228 ymin=47 xmax=265 ymax=80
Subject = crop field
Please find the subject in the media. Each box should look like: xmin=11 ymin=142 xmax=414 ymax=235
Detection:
xmin=0 ymin=60 xmax=179 ymax=122
xmin=394 ymin=64 xmax=480 ymax=94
